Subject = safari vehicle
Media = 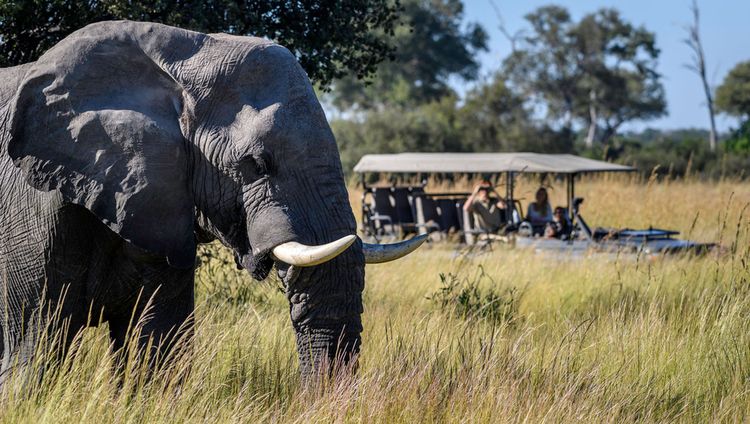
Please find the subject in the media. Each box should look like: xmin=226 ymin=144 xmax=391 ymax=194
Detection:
xmin=354 ymin=152 xmax=714 ymax=256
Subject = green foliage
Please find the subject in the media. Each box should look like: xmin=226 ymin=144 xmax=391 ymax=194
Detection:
xmin=427 ymin=265 xmax=522 ymax=325
xmin=329 ymin=0 xmax=487 ymax=110
xmin=723 ymin=120 xmax=750 ymax=155
xmin=457 ymin=76 xmax=573 ymax=153
xmin=503 ymin=6 xmax=666 ymax=143
xmin=716 ymin=60 xmax=750 ymax=119
xmin=195 ymin=242 xmax=284 ymax=309
xmin=503 ymin=6 xmax=579 ymax=127
xmin=715 ymin=60 xmax=750 ymax=163
xmin=0 ymin=0 xmax=401 ymax=88
xmin=330 ymin=4 xmax=677 ymax=176
xmin=332 ymin=75 xmax=570 ymax=174
xmin=586 ymin=128 xmax=750 ymax=178
xmin=332 ymin=95 xmax=463 ymax=172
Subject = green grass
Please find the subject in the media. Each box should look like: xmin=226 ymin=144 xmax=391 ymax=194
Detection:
xmin=1 ymin=178 xmax=748 ymax=423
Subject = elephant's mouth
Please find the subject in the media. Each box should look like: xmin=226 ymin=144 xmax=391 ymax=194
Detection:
xmin=236 ymin=251 xmax=300 ymax=285
xmin=237 ymin=252 xmax=275 ymax=281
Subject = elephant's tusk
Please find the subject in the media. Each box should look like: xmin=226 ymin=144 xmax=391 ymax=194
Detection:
xmin=272 ymin=235 xmax=356 ymax=267
xmin=363 ymin=234 xmax=428 ymax=264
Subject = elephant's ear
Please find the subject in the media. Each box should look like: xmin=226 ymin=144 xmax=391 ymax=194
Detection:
xmin=8 ymin=26 xmax=196 ymax=269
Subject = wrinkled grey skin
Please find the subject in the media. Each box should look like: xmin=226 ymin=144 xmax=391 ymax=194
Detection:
xmin=0 ymin=21 xmax=363 ymax=382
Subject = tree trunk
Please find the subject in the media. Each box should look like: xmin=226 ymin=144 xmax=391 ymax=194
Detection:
xmin=585 ymin=89 xmax=597 ymax=148
xmin=686 ymin=0 xmax=717 ymax=152
xmin=704 ymin=77 xmax=718 ymax=151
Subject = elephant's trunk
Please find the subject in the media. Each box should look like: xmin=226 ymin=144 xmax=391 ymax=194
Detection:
xmin=241 ymin=171 xmax=364 ymax=380
xmin=286 ymin=238 xmax=364 ymax=381
xmin=294 ymin=325 xmax=361 ymax=380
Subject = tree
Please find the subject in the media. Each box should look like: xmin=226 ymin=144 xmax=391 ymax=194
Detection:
xmin=503 ymin=6 xmax=666 ymax=147
xmin=573 ymin=9 xmax=665 ymax=146
xmin=716 ymin=61 xmax=750 ymax=155
xmin=502 ymin=6 xmax=578 ymax=133
xmin=683 ymin=0 xmax=717 ymax=152
xmin=716 ymin=61 xmax=750 ymax=119
xmin=329 ymin=0 xmax=487 ymax=110
xmin=331 ymin=74 xmax=568 ymax=174
xmin=332 ymin=95 xmax=463 ymax=172
xmin=0 ymin=0 xmax=401 ymax=88
xmin=457 ymin=75 xmax=567 ymax=153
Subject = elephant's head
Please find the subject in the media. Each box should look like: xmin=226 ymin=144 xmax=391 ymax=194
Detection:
xmin=6 ymin=21 xmax=423 ymax=378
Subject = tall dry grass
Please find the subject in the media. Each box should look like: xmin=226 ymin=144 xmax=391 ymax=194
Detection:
xmin=0 ymin=177 xmax=747 ymax=423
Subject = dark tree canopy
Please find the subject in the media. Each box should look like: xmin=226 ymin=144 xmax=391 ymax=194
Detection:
xmin=716 ymin=60 xmax=750 ymax=119
xmin=330 ymin=0 xmax=487 ymax=110
xmin=0 ymin=0 xmax=401 ymax=87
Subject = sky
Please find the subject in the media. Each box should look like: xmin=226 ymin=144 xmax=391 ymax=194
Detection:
xmin=460 ymin=0 xmax=750 ymax=133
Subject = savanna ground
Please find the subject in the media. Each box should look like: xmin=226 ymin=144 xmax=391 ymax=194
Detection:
xmin=1 ymin=175 xmax=748 ymax=423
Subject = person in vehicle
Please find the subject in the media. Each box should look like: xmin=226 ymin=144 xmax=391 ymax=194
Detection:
xmin=544 ymin=206 xmax=571 ymax=239
xmin=526 ymin=187 xmax=553 ymax=226
xmin=464 ymin=181 xmax=507 ymax=234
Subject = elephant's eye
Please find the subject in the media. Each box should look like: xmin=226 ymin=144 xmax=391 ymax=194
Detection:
xmin=238 ymin=153 xmax=272 ymax=181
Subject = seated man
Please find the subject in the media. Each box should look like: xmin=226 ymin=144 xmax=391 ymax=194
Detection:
xmin=463 ymin=182 xmax=507 ymax=235
xmin=544 ymin=206 xmax=572 ymax=239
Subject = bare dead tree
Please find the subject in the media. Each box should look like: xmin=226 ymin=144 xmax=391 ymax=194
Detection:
xmin=488 ymin=0 xmax=523 ymax=52
xmin=684 ymin=0 xmax=717 ymax=151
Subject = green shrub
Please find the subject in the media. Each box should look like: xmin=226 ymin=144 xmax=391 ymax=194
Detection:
xmin=427 ymin=265 xmax=522 ymax=325
xmin=195 ymin=242 xmax=283 ymax=308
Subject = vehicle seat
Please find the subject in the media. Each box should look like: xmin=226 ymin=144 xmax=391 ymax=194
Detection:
xmin=418 ymin=196 xmax=440 ymax=223
xmin=406 ymin=189 xmax=442 ymax=235
xmin=390 ymin=187 xmax=415 ymax=225
xmin=436 ymin=199 xmax=460 ymax=232
xmin=371 ymin=187 xmax=396 ymax=218
xmin=364 ymin=187 xmax=397 ymax=238
xmin=457 ymin=200 xmax=489 ymax=244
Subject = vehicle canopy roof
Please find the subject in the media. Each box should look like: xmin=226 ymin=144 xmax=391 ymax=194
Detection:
xmin=353 ymin=152 xmax=634 ymax=175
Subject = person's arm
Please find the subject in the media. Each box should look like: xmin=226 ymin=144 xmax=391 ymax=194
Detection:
xmin=463 ymin=185 xmax=481 ymax=212
xmin=492 ymin=190 xmax=505 ymax=209
xmin=526 ymin=203 xmax=535 ymax=220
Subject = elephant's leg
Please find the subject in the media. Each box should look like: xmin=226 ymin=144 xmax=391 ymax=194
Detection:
xmin=0 ymin=272 xmax=44 ymax=377
xmin=0 ymin=277 xmax=89 ymax=386
xmin=139 ymin=290 xmax=195 ymax=373
xmin=107 ymin=276 xmax=195 ymax=375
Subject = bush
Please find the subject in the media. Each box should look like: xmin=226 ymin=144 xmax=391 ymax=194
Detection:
xmin=427 ymin=265 xmax=523 ymax=325
xmin=195 ymin=242 xmax=283 ymax=308
xmin=581 ymin=129 xmax=750 ymax=179
xmin=724 ymin=120 xmax=750 ymax=155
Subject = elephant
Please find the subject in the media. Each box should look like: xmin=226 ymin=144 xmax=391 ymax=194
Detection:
xmin=0 ymin=20 xmax=425 ymax=383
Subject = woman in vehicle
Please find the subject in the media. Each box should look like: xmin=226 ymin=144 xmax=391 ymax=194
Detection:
xmin=526 ymin=187 xmax=553 ymax=230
